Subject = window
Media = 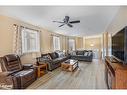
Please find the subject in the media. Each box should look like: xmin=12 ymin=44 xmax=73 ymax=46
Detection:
xmin=69 ymin=38 xmax=75 ymax=51
xmin=53 ymin=36 xmax=60 ymax=51
xmin=21 ymin=28 xmax=40 ymax=53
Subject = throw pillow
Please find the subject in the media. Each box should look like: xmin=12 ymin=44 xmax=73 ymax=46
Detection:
xmin=84 ymin=52 xmax=88 ymax=56
xmin=76 ymin=50 xmax=84 ymax=55
xmin=71 ymin=51 xmax=76 ymax=56
xmin=88 ymin=52 xmax=92 ymax=56
xmin=57 ymin=51 xmax=65 ymax=57
xmin=61 ymin=52 xmax=65 ymax=57
xmin=48 ymin=52 xmax=58 ymax=59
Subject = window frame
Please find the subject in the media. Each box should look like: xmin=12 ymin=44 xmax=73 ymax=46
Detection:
xmin=21 ymin=27 xmax=40 ymax=54
xmin=53 ymin=36 xmax=61 ymax=51
xmin=68 ymin=38 xmax=76 ymax=51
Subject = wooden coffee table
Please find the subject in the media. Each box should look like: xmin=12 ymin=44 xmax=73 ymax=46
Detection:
xmin=61 ymin=59 xmax=79 ymax=72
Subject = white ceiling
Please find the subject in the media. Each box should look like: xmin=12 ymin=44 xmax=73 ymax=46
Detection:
xmin=0 ymin=6 xmax=120 ymax=36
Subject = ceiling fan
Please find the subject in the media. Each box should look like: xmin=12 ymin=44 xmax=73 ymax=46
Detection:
xmin=53 ymin=16 xmax=80 ymax=28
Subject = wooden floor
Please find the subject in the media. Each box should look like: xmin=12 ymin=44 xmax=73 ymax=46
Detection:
xmin=27 ymin=59 xmax=107 ymax=89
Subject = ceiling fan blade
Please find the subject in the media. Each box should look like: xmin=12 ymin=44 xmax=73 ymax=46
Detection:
xmin=53 ymin=21 xmax=64 ymax=23
xmin=69 ymin=20 xmax=80 ymax=24
xmin=67 ymin=23 xmax=73 ymax=27
xmin=59 ymin=24 xmax=65 ymax=27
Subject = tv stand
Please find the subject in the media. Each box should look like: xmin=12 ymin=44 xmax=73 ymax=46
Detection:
xmin=109 ymin=56 xmax=119 ymax=63
xmin=105 ymin=56 xmax=127 ymax=89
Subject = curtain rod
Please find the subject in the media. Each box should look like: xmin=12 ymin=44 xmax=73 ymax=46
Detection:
xmin=21 ymin=26 xmax=41 ymax=32
xmin=13 ymin=24 xmax=41 ymax=32
xmin=51 ymin=34 xmax=60 ymax=37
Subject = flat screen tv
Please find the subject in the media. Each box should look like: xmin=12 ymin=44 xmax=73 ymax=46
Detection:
xmin=112 ymin=26 xmax=127 ymax=64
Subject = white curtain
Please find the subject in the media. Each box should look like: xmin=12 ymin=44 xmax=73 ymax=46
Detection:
xmin=53 ymin=35 xmax=61 ymax=51
xmin=13 ymin=24 xmax=22 ymax=56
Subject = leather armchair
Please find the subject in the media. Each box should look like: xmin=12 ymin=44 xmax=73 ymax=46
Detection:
xmin=0 ymin=54 xmax=37 ymax=89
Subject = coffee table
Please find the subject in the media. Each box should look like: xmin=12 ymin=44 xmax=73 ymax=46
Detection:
xmin=61 ymin=59 xmax=79 ymax=72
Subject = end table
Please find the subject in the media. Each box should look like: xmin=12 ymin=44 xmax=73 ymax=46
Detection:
xmin=35 ymin=63 xmax=48 ymax=78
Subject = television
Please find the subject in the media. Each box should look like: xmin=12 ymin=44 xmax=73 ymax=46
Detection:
xmin=112 ymin=26 xmax=127 ymax=64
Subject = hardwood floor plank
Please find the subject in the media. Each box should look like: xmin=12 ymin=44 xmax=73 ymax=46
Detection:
xmin=27 ymin=59 xmax=107 ymax=89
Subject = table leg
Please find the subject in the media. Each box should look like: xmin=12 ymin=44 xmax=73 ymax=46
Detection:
xmin=45 ymin=65 xmax=47 ymax=74
xmin=38 ymin=68 xmax=40 ymax=78
xmin=71 ymin=65 xmax=73 ymax=72
xmin=77 ymin=62 xmax=80 ymax=70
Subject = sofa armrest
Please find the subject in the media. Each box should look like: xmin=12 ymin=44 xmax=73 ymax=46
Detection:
xmin=43 ymin=59 xmax=52 ymax=63
xmin=0 ymin=72 xmax=13 ymax=89
xmin=37 ymin=57 xmax=55 ymax=71
xmin=0 ymin=71 xmax=14 ymax=77
xmin=23 ymin=64 xmax=33 ymax=69
xmin=38 ymin=58 xmax=53 ymax=64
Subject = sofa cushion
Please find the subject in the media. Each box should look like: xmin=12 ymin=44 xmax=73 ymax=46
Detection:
xmin=52 ymin=58 xmax=62 ymax=64
xmin=42 ymin=54 xmax=52 ymax=60
xmin=61 ymin=56 xmax=68 ymax=61
xmin=48 ymin=52 xmax=58 ymax=59
xmin=76 ymin=51 xmax=84 ymax=55
xmin=14 ymin=69 xmax=33 ymax=76
xmin=2 ymin=54 xmax=23 ymax=72
xmin=13 ymin=69 xmax=35 ymax=87
xmin=5 ymin=54 xmax=18 ymax=62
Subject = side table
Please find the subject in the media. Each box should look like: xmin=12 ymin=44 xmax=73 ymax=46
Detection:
xmin=35 ymin=63 xmax=48 ymax=78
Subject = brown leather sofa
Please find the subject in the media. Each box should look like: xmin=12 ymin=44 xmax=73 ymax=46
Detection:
xmin=0 ymin=54 xmax=37 ymax=89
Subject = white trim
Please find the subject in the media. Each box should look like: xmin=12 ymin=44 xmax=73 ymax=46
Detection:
xmin=53 ymin=36 xmax=61 ymax=51
xmin=84 ymin=34 xmax=102 ymax=39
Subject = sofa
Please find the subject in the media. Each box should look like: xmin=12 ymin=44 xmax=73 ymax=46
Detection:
xmin=37 ymin=51 xmax=70 ymax=71
xmin=37 ymin=50 xmax=93 ymax=71
xmin=0 ymin=54 xmax=37 ymax=89
xmin=70 ymin=50 xmax=93 ymax=62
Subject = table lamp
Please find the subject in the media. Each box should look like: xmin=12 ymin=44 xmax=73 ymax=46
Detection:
xmin=32 ymin=52 xmax=41 ymax=65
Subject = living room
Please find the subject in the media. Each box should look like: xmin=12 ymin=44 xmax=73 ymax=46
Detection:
xmin=0 ymin=6 xmax=127 ymax=90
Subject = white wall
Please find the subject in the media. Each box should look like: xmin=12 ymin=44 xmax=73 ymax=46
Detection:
xmin=106 ymin=7 xmax=127 ymax=35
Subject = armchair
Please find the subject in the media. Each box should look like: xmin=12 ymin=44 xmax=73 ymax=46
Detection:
xmin=0 ymin=54 xmax=37 ymax=89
